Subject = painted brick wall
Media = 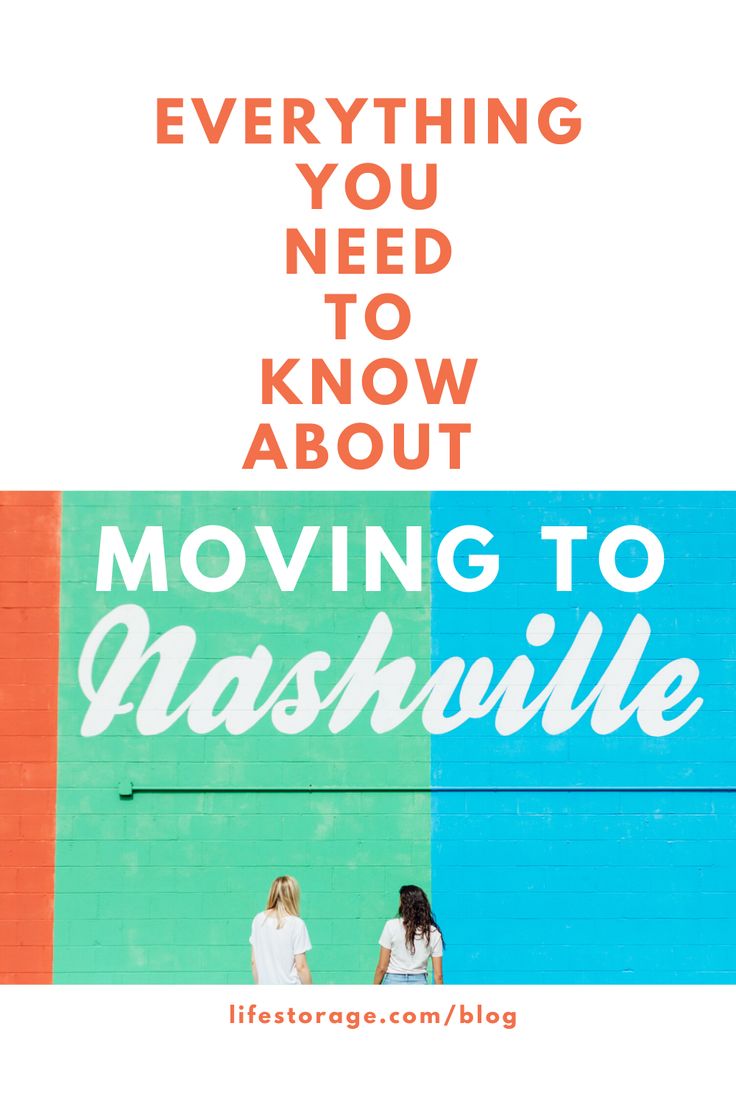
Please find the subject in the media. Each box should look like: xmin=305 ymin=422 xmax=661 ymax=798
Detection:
xmin=431 ymin=493 xmax=736 ymax=982
xmin=2 ymin=490 xmax=735 ymax=984
xmin=54 ymin=492 xmax=431 ymax=983
xmin=0 ymin=493 xmax=60 ymax=982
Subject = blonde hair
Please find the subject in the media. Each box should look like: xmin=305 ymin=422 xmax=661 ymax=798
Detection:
xmin=265 ymin=875 xmax=301 ymax=928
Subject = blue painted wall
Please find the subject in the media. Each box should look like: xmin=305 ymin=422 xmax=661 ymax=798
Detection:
xmin=430 ymin=493 xmax=736 ymax=982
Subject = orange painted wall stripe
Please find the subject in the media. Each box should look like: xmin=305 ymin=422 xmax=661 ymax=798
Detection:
xmin=0 ymin=492 xmax=61 ymax=983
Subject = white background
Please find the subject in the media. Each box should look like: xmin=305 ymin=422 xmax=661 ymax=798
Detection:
xmin=1 ymin=1 xmax=735 ymax=1099
xmin=1 ymin=0 xmax=734 ymax=489
xmin=1 ymin=984 xmax=734 ymax=1104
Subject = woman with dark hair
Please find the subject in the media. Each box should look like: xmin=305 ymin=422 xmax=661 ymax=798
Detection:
xmin=373 ymin=884 xmax=444 ymax=985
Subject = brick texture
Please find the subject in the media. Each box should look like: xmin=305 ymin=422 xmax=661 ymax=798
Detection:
xmin=54 ymin=492 xmax=431 ymax=983
xmin=431 ymin=492 xmax=736 ymax=982
xmin=4 ymin=490 xmax=736 ymax=984
xmin=0 ymin=492 xmax=60 ymax=983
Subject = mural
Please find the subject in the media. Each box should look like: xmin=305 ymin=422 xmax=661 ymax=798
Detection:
xmin=1 ymin=492 xmax=734 ymax=982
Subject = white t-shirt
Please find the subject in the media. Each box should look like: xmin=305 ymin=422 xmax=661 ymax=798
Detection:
xmin=249 ymin=911 xmax=312 ymax=984
xmin=379 ymin=917 xmax=443 ymax=974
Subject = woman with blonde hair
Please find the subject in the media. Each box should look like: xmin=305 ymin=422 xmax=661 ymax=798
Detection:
xmin=373 ymin=884 xmax=444 ymax=984
xmin=250 ymin=875 xmax=313 ymax=985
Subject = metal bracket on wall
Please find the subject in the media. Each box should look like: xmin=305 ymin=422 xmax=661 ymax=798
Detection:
xmin=117 ymin=780 xmax=736 ymax=800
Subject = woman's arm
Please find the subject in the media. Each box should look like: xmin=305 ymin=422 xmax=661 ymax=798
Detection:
xmin=431 ymin=956 xmax=444 ymax=984
xmin=373 ymin=946 xmax=391 ymax=985
xmin=295 ymin=953 xmax=312 ymax=985
xmin=251 ymin=950 xmax=259 ymax=985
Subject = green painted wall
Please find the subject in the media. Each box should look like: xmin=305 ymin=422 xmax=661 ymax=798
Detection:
xmin=53 ymin=492 xmax=431 ymax=982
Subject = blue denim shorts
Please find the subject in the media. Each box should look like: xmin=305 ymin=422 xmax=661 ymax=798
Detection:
xmin=382 ymin=972 xmax=428 ymax=984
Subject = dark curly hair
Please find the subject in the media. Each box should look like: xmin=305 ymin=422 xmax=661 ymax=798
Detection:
xmin=398 ymin=884 xmax=444 ymax=954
